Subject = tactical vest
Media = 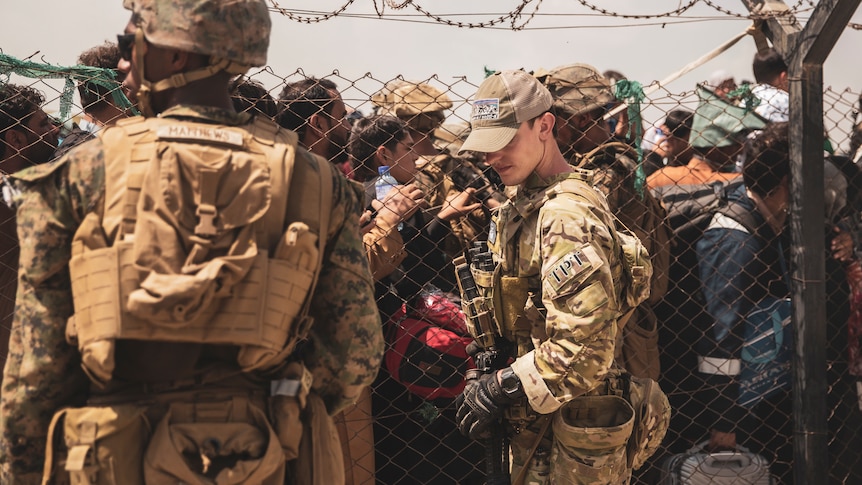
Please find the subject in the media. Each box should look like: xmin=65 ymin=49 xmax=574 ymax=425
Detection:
xmin=67 ymin=115 xmax=333 ymax=386
xmin=478 ymin=171 xmax=641 ymax=349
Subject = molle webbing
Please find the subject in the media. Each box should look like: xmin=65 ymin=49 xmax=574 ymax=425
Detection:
xmin=69 ymin=116 xmax=333 ymax=385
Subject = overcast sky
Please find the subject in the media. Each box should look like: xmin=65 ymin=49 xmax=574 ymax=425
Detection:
xmin=2 ymin=1 xmax=860 ymax=148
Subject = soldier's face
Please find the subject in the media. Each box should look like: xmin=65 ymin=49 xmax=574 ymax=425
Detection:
xmin=117 ymin=20 xmax=140 ymax=104
xmin=484 ymin=120 xmax=544 ymax=187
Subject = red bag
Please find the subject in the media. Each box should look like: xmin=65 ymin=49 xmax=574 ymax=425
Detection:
xmin=384 ymin=291 xmax=475 ymax=401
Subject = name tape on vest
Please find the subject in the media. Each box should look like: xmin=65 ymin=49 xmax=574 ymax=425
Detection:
xmin=156 ymin=125 xmax=245 ymax=147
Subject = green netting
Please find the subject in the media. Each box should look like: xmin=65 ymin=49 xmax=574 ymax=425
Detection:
xmin=0 ymin=53 xmax=137 ymax=121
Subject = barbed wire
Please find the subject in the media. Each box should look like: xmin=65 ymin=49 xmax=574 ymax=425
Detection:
xmin=266 ymin=0 xmax=837 ymax=29
xmin=267 ymin=0 xmax=356 ymax=23
xmin=573 ymin=0 xmax=698 ymax=19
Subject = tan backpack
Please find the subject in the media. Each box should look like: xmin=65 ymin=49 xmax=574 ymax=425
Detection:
xmin=67 ymin=115 xmax=333 ymax=386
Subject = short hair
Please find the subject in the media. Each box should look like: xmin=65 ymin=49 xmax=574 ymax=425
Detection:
xmin=602 ymin=70 xmax=626 ymax=83
xmin=230 ymin=77 xmax=278 ymax=120
xmin=0 ymin=84 xmax=45 ymax=135
xmin=664 ymin=109 xmax=694 ymax=140
xmin=743 ymin=122 xmax=789 ymax=197
xmin=76 ymin=42 xmax=123 ymax=112
xmin=278 ymin=77 xmax=339 ymax=138
xmin=348 ymin=115 xmax=408 ymax=178
xmin=752 ymin=48 xmax=787 ymax=84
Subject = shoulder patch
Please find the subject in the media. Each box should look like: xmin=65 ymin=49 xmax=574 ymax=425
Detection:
xmin=156 ymin=124 xmax=244 ymax=147
xmin=543 ymin=244 xmax=603 ymax=300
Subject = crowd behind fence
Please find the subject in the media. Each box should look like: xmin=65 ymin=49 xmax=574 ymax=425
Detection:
xmin=1 ymin=54 xmax=862 ymax=484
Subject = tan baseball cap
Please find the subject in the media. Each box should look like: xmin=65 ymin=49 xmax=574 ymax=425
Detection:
xmin=459 ymin=70 xmax=553 ymax=154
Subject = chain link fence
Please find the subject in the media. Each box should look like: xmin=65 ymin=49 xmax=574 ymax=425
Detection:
xmin=2 ymin=57 xmax=862 ymax=484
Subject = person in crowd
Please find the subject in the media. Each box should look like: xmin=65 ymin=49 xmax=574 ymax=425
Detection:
xmin=0 ymin=1 xmax=383 ymax=483
xmin=372 ymin=81 xmax=504 ymax=258
xmin=0 ymin=84 xmax=59 ymax=175
xmin=642 ymin=108 xmax=694 ymax=177
xmin=707 ymin=69 xmax=737 ymax=100
xmin=746 ymin=48 xmax=789 ymax=123
xmin=349 ymin=113 xmax=485 ymax=484
xmin=229 ymin=76 xmax=279 ymax=120
xmin=647 ymin=85 xmax=767 ymax=189
xmin=0 ymin=83 xmax=60 ymax=393
xmin=55 ymin=42 xmax=130 ymax=158
xmin=278 ymin=77 xmax=353 ymax=177
xmin=695 ymin=122 xmax=794 ymax=481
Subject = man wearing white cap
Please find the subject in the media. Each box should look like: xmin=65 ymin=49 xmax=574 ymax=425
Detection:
xmin=453 ymin=70 xmax=668 ymax=484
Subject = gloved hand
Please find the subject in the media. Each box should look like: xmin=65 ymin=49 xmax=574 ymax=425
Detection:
xmin=455 ymin=367 xmax=523 ymax=439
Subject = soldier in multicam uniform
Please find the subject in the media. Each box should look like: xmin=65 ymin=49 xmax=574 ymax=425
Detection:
xmin=0 ymin=1 xmax=382 ymax=484
xmin=535 ymin=64 xmax=671 ymax=381
xmin=454 ymin=69 xmax=641 ymax=484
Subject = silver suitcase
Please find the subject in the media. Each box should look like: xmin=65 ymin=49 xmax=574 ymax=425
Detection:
xmin=660 ymin=441 xmax=773 ymax=485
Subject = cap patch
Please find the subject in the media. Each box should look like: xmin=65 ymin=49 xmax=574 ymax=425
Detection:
xmin=472 ymin=99 xmax=500 ymax=121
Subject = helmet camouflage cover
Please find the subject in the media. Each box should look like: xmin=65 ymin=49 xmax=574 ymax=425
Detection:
xmin=534 ymin=63 xmax=615 ymax=117
xmin=123 ymin=0 xmax=271 ymax=67
xmin=372 ymin=81 xmax=453 ymax=117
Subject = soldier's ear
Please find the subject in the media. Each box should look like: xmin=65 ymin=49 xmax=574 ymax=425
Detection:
xmin=536 ymin=112 xmax=556 ymax=138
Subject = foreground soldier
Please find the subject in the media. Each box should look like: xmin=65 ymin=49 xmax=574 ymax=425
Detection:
xmin=454 ymin=70 xmax=667 ymax=484
xmin=0 ymin=1 xmax=383 ymax=483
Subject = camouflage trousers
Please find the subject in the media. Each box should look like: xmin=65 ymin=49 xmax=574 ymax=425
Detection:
xmin=508 ymin=393 xmax=635 ymax=485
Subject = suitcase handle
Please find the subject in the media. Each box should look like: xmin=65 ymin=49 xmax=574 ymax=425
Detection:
xmin=688 ymin=439 xmax=752 ymax=455
xmin=704 ymin=451 xmax=753 ymax=469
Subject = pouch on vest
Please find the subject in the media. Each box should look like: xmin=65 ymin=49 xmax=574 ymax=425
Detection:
xmin=143 ymin=397 xmax=285 ymax=485
xmin=617 ymin=305 xmax=660 ymax=381
xmin=67 ymin=117 xmax=321 ymax=385
xmin=291 ymin=393 xmax=345 ymax=485
xmin=625 ymin=374 xmax=670 ymax=470
xmin=552 ymin=395 xmax=635 ymax=483
xmin=42 ymin=404 xmax=151 ymax=485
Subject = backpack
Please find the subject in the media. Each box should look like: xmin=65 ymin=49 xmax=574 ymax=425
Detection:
xmin=564 ymin=182 xmax=652 ymax=317
xmin=384 ymin=288 xmax=476 ymax=401
xmin=67 ymin=115 xmax=334 ymax=385
xmin=575 ymin=142 xmax=670 ymax=380
xmin=651 ymin=179 xmax=753 ymax=252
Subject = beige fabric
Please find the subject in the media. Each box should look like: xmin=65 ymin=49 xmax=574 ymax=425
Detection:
xmin=144 ymin=398 xmax=284 ymax=485
xmin=294 ymin=393 xmax=345 ymax=485
xmin=42 ymin=404 xmax=150 ymax=485
xmin=67 ymin=116 xmax=334 ymax=385
xmin=334 ymin=386 xmax=375 ymax=485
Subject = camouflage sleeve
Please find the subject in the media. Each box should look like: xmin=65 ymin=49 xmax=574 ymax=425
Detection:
xmin=0 ymin=144 xmax=103 ymax=483
xmin=304 ymin=168 xmax=384 ymax=415
xmin=362 ymin=214 xmax=407 ymax=281
xmin=510 ymin=193 xmax=621 ymax=414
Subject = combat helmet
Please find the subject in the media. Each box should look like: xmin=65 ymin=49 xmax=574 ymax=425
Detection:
xmin=534 ymin=63 xmax=615 ymax=117
xmin=373 ymin=81 xmax=453 ymax=132
xmin=122 ymin=0 xmax=271 ymax=116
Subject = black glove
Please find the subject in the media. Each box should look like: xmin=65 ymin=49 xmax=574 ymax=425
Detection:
xmin=455 ymin=367 xmax=524 ymax=439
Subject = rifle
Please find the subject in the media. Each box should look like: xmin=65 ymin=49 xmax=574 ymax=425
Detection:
xmin=454 ymin=241 xmax=511 ymax=485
